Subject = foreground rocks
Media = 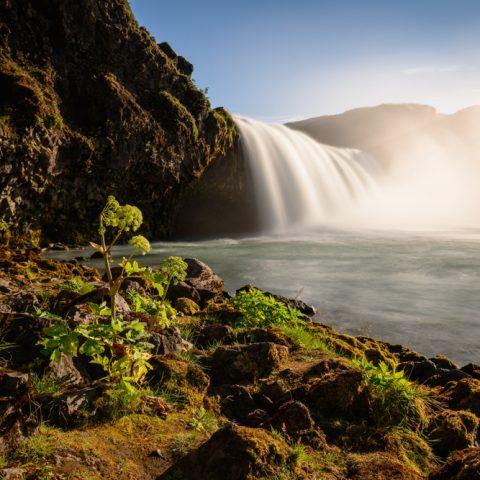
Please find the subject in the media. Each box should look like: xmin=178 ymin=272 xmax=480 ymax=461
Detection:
xmin=0 ymin=243 xmax=479 ymax=479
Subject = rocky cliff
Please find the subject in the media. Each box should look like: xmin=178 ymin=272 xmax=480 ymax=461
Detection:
xmin=0 ymin=0 xmax=236 ymax=243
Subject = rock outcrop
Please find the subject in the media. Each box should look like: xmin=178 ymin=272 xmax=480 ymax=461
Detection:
xmin=0 ymin=0 xmax=236 ymax=243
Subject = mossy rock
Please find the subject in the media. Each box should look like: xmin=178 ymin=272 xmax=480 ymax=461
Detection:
xmin=158 ymin=424 xmax=300 ymax=480
xmin=174 ymin=297 xmax=200 ymax=316
xmin=429 ymin=447 xmax=480 ymax=480
xmin=148 ymin=354 xmax=209 ymax=406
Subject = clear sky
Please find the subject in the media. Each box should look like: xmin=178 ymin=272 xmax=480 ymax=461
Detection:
xmin=129 ymin=0 xmax=480 ymax=121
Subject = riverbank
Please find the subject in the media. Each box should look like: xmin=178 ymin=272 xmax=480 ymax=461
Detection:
xmin=0 ymin=237 xmax=479 ymax=479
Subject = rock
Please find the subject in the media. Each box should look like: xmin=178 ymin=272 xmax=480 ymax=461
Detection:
xmin=158 ymin=424 xmax=294 ymax=480
xmin=435 ymin=378 xmax=480 ymax=416
xmin=269 ymin=400 xmax=314 ymax=434
xmin=176 ymin=56 xmax=194 ymax=76
xmin=426 ymin=409 xmax=479 ymax=457
xmin=244 ymin=408 xmax=269 ymax=427
xmin=461 ymin=363 xmax=480 ymax=380
xmin=347 ymin=452 xmax=422 ymax=480
xmin=137 ymin=396 xmax=171 ymax=418
xmin=148 ymin=354 xmax=210 ymax=405
xmin=174 ymin=297 xmax=200 ymax=315
xmin=46 ymin=353 xmax=90 ymax=387
xmin=425 ymin=368 xmax=471 ymax=387
xmin=122 ymin=278 xmax=147 ymax=297
xmin=307 ymin=357 xmax=353 ymax=377
xmin=430 ymin=355 xmax=459 ymax=370
xmin=166 ymin=281 xmax=201 ymax=304
xmin=397 ymin=360 xmax=437 ymax=383
xmin=59 ymin=388 xmax=99 ymax=425
xmin=196 ymin=323 xmax=233 ymax=348
xmin=71 ymin=287 xmax=130 ymax=316
xmin=306 ymin=369 xmax=368 ymax=419
xmin=211 ymin=343 xmax=289 ymax=384
xmin=429 ymin=447 xmax=480 ymax=480
xmin=150 ymin=327 xmax=185 ymax=355
xmin=158 ymin=41 xmax=177 ymax=59
xmin=237 ymin=327 xmax=297 ymax=349
xmin=65 ymin=303 xmax=96 ymax=329
xmin=214 ymin=384 xmax=257 ymax=423
xmin=184 ymin=258 xmax=224 ymax=302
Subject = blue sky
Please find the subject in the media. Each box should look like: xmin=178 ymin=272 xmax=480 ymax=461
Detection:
xmin=129 ymin=0 xmax=480 ymax=121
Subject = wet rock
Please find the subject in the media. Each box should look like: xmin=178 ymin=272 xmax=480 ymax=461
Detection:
xmin=150 ymin=327 xmax=184 ymax=355
xmin=461 ymin=363 xmax=480 ymax=380
xmin=211 ymin=343 xmax=289 ymax=384
xmin=174 ymin=297 xmax=200 ymax=315
xmin=184 ymin=258 xmax=224 ymax=302
xmin=429 ymin=447 xmax=480 ymax=480
xmin=398 ymin=360 xmax=437 ymax=383
xmin=166 ymin=281 xmax=201 ymax=304
xmin=348 ymin=452 xmax=422 ymax=480
xmin=196 ymin=323 xmax=233 ymax=348
xmin=148 ymin=354 xmax=210 ymax=405
xmin=430 ymin=355 xmax=459 ymax=370
xmin=306 ymin=369 xmax=368 ymax=419
xmin=435 ymin=378 xmax=480 ymax=416
xmin=158 ymin=424 xmax=294 ymax=480
xmin=426 ymin=409 xmax=479 ymax=457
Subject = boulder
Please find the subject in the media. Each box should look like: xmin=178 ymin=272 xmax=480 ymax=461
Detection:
xmin=184 ymin=258 xmax=224 ymax=302
xmin=174 ymin=297 xmax=200 ymax=315
xmin=237 ymin=327 xmax=297 ymax=349
xmin=157 ymin=424 xmax=294 ymax=480
xmin=429 ymin=447 xmax=480 ymax=480
xmin=461 ymin=363 xmax=480 ymax=380
xmin=46 ymin=353 xmax=91 ymax=387
xmin=435 ymin=378 xmax=480 ymax=416
xmin=398 ymin=360 xmax=437 ymax=383
xmin=176 ymin=56 xmax=194 ymax=76
xmin=211 ymin=343 xmax=289 ymax=384
xmin=196 ymin=323 xmax=233 ymax=348
xmin=426 ymin=368 xmax=471 ymax=387
xmin=269 ymin=400 xmax=314 ymax=435
xmin=150 ymin=327 xmax=184 ymax=355
xmin=166 ymin=281 xmax=201 ymax=304
xmin=148 ymin=354 xmax=210 ymax=405
xmin=306 ymin=369 xmax=368 ymax=419
xmin=426 ymin=409 xmax=479 ymax=457
xmin=430 ymin=355 xmax=459 ymax=370
xmin=213 ymin=384 xmax=258 ymax=423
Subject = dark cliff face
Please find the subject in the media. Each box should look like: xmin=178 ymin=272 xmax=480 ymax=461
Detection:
xmin=0 ymin=0 xmax=236 ymax=243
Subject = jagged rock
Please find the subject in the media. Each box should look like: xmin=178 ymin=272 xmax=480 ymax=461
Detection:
xmin=148 ymin=354 xmax=210 ymax=405
xmin=150 ymin=327 xmax=184 ymax=355
xmin=184 ymin=258 xmax=224 ymax=302
xmin=158 ymin=424 xmax=294 ymax=480
xmin=196 ymin=323 xmax=233 ymax=348
xmin=429 ymin=447 xmax=480 ymax=479
xmin=426 ymin=409 xmax=479 ymax=457
xmin=211 ymin=343 xmax=289 ymax=384
xmin=174 ymin=297 xmax=200 ymax=315
xmin=46 ymin=353 xmax=90 ymax=387
xmin=435 ymin=378 xmax=480 ymax=416
xmin=176 ymin=56 xmax=194 ymax=76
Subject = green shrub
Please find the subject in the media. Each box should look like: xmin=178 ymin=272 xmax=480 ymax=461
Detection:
xmin=230 ymin=289 xmax=304 ymax=328
xmin=353 ymin=359 xmax=431 ymax=429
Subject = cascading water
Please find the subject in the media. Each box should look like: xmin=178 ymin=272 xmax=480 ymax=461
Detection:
xmin=235 ymin=116 xmax=379 ymax=233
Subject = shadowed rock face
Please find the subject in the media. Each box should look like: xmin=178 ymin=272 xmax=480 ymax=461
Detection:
xmin=0 ymin=0 xmax=236 ymax=243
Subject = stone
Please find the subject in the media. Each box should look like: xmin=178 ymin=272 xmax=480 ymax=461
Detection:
xmin=166 ymin=281 xmax=201 ymax=304
xmin=150 ymin=327 xmax=184 ymax=355
xmin=211 ymin=343 xmax=289 ymax=384
xmin=397 ymin=360 xmax=437 ymax=383
xmin=430 ymin=355 xmax=459 ymax=370
xmin=429 ymin=447 xmax=480 ymax=480
xmin=425 ymin=368 xmax=471 ymax=387
xmin=184 ymin=258 xmax=224 ymax=301
xmin=157 ymin=424 xmax=293 ymax=480
xmin=174 ymin=297 xmax=200 ymax=315
xmin=196 ymin=323 xmax=233 ymax=348
xmin=435 ymin=378 xmax=480 ymax=416
xmin=426 ymin=409 xmax=479 ymax=457
xmin=237 ymin=327 xmax=297 ymax=349
xmin=269 ymin=400 xmax=314 ymax=435
xmin=176 ymin=56 xmax=193 ymax=76
xmin=214 ymin=384 xmax=257 ymax=423
xmin=46 ymin=353 xmax=90 ymax=387
xmin=71 ymin=287 xmax=130 ymax=316
xmin=65 ymin=303 xmax=96 ymax=329
xmin=461 ymin=363 xmax=480 ymax=380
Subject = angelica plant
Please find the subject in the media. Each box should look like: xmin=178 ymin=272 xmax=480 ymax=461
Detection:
xmin=90 ymin=196 xmax=151 ymax=320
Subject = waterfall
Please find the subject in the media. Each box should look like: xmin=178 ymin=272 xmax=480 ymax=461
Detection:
xmin=235 ymin=116 xmax=378 ymax=233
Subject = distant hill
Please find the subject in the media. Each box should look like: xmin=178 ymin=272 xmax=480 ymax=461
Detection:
xmin=287 ymin=104 xmax=480 ymax=166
